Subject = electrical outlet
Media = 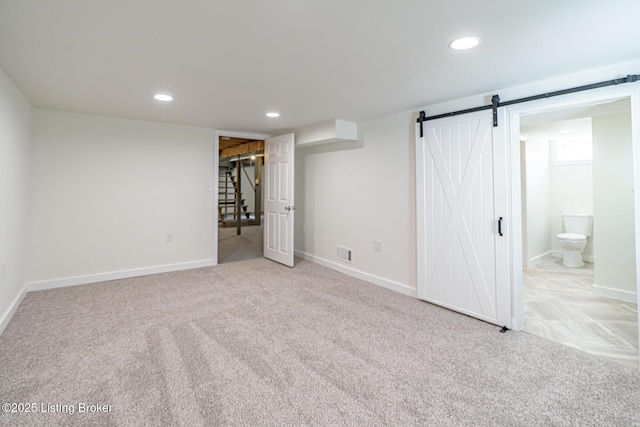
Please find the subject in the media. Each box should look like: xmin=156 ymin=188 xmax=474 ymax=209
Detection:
xmin=374 ymin=240 xmax=383 ymax=252
xmin=166 ymin=232 xmax=174 ymax=242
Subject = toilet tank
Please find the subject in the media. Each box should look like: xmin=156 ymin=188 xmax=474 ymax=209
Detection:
xmin=563 ymin=213 xmax=593 ymax=237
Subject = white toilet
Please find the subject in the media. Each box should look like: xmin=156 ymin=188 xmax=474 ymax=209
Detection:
xmin=556 ymin=213 xmax=593 ymax=268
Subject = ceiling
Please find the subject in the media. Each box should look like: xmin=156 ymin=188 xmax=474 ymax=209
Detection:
xmin=219 ymin=136 xmax=260 ymax=152
xmin=1 ymin=1 xmax=639 ymax=135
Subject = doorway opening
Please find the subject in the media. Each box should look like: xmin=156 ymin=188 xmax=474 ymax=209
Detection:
xmin=216 ymin=134 xmax=266 ymax=264
xmin=518 ymin=99 xmax=638 ymax=369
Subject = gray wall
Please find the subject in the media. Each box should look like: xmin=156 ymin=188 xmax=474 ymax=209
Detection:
xmin=593 ymin=111 xmax=636 ymax=299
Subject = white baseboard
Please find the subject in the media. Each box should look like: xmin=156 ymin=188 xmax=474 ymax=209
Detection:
xmin=0 ymin=259 xmax=216 ymax=336
xmin=26 ymin=259 xmax=217 ymax=292
xmin=593 ymin=284 xmax=637 ymax=303
xmin=0 ymin=282 xmax=29 ymax=336
xmin=528 ymin=251 xmax=553 ymax=265
xmin=0 ymin=259 xmax=217 ymax=336
xmin=295 ymin=250 xmax=417 ymax=298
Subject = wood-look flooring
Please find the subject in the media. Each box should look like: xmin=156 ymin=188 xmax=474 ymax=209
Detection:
xmin=523 ymin=256 xmax=639 ymax=370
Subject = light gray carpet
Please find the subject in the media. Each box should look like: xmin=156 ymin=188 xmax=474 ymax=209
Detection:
xmin=1 ymin=258 xmax=640 ymax=426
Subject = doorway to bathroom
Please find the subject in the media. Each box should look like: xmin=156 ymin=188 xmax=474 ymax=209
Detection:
xmin=519 ymin=98 xmax=639 ymax=369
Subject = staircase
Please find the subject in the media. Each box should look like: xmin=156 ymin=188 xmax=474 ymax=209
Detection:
xmin=218 ymin=162 xmax=251 ymax=227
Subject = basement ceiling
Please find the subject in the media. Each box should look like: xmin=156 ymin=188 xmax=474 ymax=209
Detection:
xmin=219 ymin=137 xmax=258 ymax=152
xmin=1 ymin=1 xmax=639 ymax=134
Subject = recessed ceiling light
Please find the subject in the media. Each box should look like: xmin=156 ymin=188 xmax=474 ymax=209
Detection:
xmin=266 ymin=112 xmax=280 ymax=118
xmin=449 ymin=36 xmax=481 ymax=50
xmin=154 ymin=94 xmax=173 ymax=102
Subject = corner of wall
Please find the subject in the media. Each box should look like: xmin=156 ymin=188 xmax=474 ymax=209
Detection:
xmin=0 ymin=65 xmax=33 ymax=336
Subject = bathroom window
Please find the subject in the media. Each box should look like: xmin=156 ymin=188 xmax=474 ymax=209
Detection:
xmin=553 ymin=140 xmax=593 ymax=165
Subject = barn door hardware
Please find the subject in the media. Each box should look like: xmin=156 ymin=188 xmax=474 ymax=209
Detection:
xmin=418 ymin=110 xmax=426 ymax=137
xmin=491 ymin=95 xmax=500 ymax=127
xmin=416 ymin=74 xmax=640 ymax=128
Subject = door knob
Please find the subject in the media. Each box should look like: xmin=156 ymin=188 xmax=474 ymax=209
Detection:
xmin=285 ymin=206 xmax=296 ymax=211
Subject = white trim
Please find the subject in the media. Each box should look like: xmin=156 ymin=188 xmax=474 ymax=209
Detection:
xmin=415 ymin=122 xmax=427 ymax=300
xmin=216 ymin=130 xmax=271 ymax=141
xmin=214 ymin=129 xmax=271 ymax=265
xmin=528 ymin=251 xmax=554 ymax=265
xmin=25 ymin=259 xmax=216 ymax=292
xmin=0 ymin=283 xmax=29 ymax=336
xmin=593 ymin=284 xmax=638 ymax=303
xmin=508 ymin=110 xmax=525 ymax=330
xmin=295 ymin=250 xmax=417 ymax=298
xmin=507 ymin=83 xmax=640 ymax=334
xmin=630 ymin=89 xmax=640 ymax=336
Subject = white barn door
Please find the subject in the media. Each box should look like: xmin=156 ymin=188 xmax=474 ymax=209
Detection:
xmin=264 ymin=133 xmax=295 ymax=267
xmin=416 ymin=110 xmax=511 ymax=327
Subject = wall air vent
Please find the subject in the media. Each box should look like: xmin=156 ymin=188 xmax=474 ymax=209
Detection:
xmin=336 ymin=245 xmax=352 ymax=263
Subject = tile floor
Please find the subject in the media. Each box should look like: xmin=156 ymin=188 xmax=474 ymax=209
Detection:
xmin=523 ymin=255 xmax=638 ymax=370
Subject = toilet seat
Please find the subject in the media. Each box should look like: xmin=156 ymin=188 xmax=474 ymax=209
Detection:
xmin=557 ymin=232 xmax=586 ymax=241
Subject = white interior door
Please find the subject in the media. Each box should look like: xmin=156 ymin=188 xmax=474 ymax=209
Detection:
xmin=264 ymin=133 xmax=295 ymax=267
xmin=416 ymin=110 xmax=511 ymax=327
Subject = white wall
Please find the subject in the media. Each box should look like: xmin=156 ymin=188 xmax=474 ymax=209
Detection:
xmin=294 ymin=58 xmax=640 ymax=300
xmin=523 ymin=134 xmax=594 ymax=263
xmin=523 ymin=135 xmax=551 ymax=263
xmin=2 ymin=56 xmax=637 ymax=332
xmin=0 ymin=66 xmax=32 ymax=331
xmin=27 ymin=109 xmax=215 ymax=284
xmin=593 ymin=111 xmax=636 ymax=299
xmin=295 ymin=111 xmax=416 ymax=294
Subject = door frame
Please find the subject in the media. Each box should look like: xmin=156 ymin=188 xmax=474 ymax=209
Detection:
xmin=504 ymin=84 xmax=640 ymax=336
xmin=213 ymin=130 xmax=271 ymax=265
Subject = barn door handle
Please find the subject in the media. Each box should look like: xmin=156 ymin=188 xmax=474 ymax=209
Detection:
xmin=498 ymin=217 xmax=503 ymax=236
